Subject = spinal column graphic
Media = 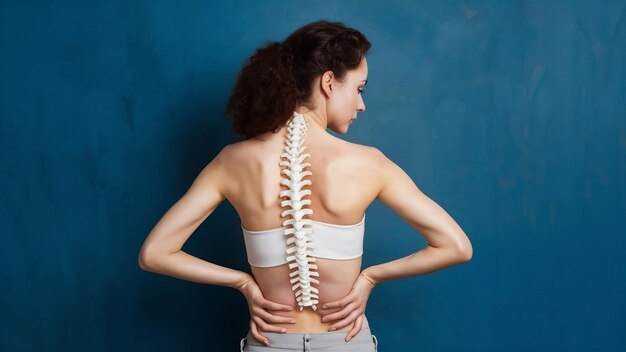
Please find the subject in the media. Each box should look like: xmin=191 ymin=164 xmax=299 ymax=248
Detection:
xmin=279 ymin=111 xmax=320 ymax=311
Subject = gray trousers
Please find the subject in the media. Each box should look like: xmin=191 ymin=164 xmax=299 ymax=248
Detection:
xmin=239 ymin=327 xmax=379 ymax=351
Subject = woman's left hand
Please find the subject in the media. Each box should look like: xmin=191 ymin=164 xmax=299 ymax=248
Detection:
xmin=319 ymin=272 xmax=376 ymax=342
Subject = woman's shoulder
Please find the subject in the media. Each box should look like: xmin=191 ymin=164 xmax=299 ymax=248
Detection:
xmin=217 ymin=138 xmax=271 ymax=159
xmin=223 ymin=134 xmax=379 ymax=156
xmin=341 ymin=141 xmax=383 ymax=166
xmin=218 ymin=136 xmax=389 ymax=178
xmin=331 ymin=138 xmax=386 ymax=166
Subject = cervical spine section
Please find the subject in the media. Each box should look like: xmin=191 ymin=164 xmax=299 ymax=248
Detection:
xmin=279 ymin=112 xmax=319 ymax=311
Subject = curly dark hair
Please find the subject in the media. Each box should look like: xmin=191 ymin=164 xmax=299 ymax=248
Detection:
xmin=225 ymin=20 xmax=371 ymax=140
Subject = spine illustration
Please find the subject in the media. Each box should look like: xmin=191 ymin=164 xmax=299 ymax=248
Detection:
xmin=279 ymin=111 xmax=319 ymax=311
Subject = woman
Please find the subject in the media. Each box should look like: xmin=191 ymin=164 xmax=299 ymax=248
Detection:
xmin=138 ymin=20 xmax=473 ymax=351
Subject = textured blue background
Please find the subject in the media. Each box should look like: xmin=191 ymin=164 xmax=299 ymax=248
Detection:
xmin=1 ymin=1 xmax=625 ymax=351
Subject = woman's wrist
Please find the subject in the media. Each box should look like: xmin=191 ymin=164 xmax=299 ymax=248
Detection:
xmin=233 ymin=273 xmax=255 ymax=293
xmin=360 ymin=270 xmax=378 ymax=288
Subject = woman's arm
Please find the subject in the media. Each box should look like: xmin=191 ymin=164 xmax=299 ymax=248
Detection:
xmin=361 ymin=148 xmax=473 ymax=286
xmin=139 ymin=251 xmax=252 ymax=291
xmin=318 ymin=147 xmax=473 ymax=337
xmin=138 ymin=145 xmax=253 ymax=292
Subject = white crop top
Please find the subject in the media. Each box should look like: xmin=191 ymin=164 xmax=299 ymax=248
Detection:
xmin=241 ymin=214 xmax=366 ymax=267
xmin=239 ymin=111 xmax=366 ymax=312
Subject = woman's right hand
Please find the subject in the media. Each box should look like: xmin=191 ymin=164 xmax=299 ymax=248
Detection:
xmin=238 ymin=277 xmax=297 ymax=347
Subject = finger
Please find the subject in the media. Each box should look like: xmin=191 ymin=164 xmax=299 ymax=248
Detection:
xmin=250 ymin=319 xmax=270 ymax=347
xmin=253 ymin=315 xmax=288 ymax=334
xmin=321 ymin=302 xmax=356 ymax=323
xmin=344 ymin=314 xmax=363 ymax=342
xmin=256 ymin=308 xmax=297 ymax=324
xmin=321 ymin=297 xmax=347 ymax=310
xmin=329 ymin=309 xmax=362 ymax=332
xmin=261 ymin=299 xmax=294 ymax=311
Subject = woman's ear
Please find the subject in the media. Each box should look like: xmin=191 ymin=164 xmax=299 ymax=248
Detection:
xmin=320 ymin=70 xmax=334 ymax=97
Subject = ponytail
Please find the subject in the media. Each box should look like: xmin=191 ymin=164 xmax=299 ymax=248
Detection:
xmin=225 ymin=41 xmax=297 ymax=140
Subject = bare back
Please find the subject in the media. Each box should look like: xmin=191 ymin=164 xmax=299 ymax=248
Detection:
xmin=220 ymin=121 xmax=382 ymax=333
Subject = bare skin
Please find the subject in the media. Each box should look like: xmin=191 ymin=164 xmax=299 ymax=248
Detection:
xmin=225 ymin=121 xmax=380 ymax=334
xmin=138 ymin=56 xmax=473 ymax=347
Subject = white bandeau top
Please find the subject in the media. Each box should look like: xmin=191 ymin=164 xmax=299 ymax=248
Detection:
xmin=241 ymin=214 xmax=366 ymax=268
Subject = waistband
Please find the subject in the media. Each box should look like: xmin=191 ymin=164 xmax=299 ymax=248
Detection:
xmin=244 ymin=326 xmax=374 ymax=349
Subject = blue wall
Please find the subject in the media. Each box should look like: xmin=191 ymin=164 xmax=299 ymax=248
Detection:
xmin=1 ymin=1 xmax=624 ymax=351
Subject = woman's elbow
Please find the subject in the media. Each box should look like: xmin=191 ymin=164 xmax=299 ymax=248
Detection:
xmin=454 ymin=231 xmax=473 ymax=262
xmin=457 ymin=241 xmax=473 ymax=262
xmin=460 ymin=246 xmax=473 ymax=262
xmin=138 ymin=253 xmax=150 ymax=271
xmin=138 ymin=247 xmax=157 ymax=271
